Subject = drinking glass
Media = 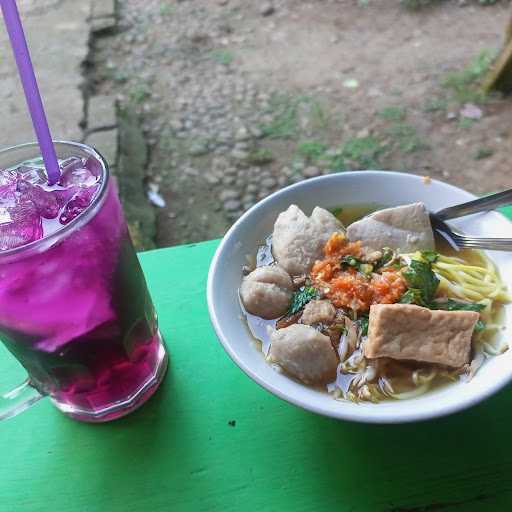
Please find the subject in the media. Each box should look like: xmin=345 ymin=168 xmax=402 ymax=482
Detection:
xmin=0 ymin=141 xmax=168 ymax=422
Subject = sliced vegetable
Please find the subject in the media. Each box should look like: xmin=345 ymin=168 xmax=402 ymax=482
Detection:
xmin=375 ymin=247 xmax=394 ymax=269
xmin=402 ymin=260 xmax=440 ymax=304
xmin=358 ymin=316 xmax=369 ymax=336
xmin=401 ymin=258 xmax=486 ymax=320
xmin=429 ymin=299 xmax=485 ymax=312
xmin=341 ymin=255 xmax=362 ymax=268
xmin=475 ymin=319 xmax=486 ymax=333
xmin=421 ymin=250 xmax=439 ymax=263
xmin=399 ymin=288 xmax=425 ymax=305
xmin=359 ymin=263 xmax=374 ymax=275
xmin=331 ymin=207 xmax=344 ymax=219
xmin=288 ymin=286 xmax=318 ymax=315
xmin=341 ymin=255 xmax=373 ymax=275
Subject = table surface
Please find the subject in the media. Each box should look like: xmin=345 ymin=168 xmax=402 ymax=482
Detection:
xmin=2 ymin=208 xmax=512 ymax=512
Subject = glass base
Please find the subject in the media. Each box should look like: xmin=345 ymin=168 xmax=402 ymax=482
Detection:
xmin=51 ymin=335 xmax=169 ymax=423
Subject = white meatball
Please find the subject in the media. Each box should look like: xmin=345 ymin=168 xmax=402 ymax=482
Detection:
xmin=272 ymin=205 xmax=344 ymax=276
xmin=310 ymin=206 xmax=343 ymax=234
xmin=301 ymin=300 xmax=336 ymax=325
xmin=346 ymin=202 xmax=435 ymax=252
xmin=240 ymin=265 xmax=293 ymax=319
xmin=268 ymin=324 xmax=338 ymax=385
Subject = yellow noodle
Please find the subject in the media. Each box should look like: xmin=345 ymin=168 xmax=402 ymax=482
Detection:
xmin=436 ymin=261 xmax=490 ymax=273
xmin=389 ymin=382 xmax=431 ymax=400
xmin=433 ymin=259 xmax=510 ymax=303
xmin=437 ymin=255 xmax=466 ymax=265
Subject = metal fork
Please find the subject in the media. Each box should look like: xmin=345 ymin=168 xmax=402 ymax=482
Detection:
xmin=430 ymin=188 xmax=512 ymax=251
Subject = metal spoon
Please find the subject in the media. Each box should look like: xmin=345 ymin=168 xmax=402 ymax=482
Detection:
xmin=434 ymin=188 xmax=512 ymax=220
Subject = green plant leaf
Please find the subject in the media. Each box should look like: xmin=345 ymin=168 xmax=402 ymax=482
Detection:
xmin=421 ymin=251 xmax=439 ymax=263
xmin=289 ymin=287 xmax=319 ymax=315
xmin=358 ymin=316 xmax=369 ymax=336
xmin=429 ymin=299 xmax=485 ymax=312
xmin=402 ymin=260 xmax=440 ymax=304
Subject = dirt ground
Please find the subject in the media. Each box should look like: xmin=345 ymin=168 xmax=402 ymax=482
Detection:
xmin=93 ymin=0 xmax=512 ymax=247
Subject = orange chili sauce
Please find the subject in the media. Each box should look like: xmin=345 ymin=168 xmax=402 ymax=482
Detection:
xmin=311 ymin=233 xmax=406 ymax=311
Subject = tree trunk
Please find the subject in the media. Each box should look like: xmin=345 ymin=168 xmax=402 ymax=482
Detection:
xmin=482 ymin=14 xmax=512 ymax=94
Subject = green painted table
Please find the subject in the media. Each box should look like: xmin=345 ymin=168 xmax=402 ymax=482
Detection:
xmin=2 ymin=210 xmax=512 ymax=512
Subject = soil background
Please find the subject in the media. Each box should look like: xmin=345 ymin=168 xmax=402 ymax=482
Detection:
xmin=92 ymin=0 xmax=512 ymax=247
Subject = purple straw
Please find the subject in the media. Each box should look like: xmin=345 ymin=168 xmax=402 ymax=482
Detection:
xmin=0 ymin=0 xmax=60 ymax=185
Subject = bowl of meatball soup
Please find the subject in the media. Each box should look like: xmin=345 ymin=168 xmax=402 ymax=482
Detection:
xmin=207 ymin=171 xmax=512 ymax=423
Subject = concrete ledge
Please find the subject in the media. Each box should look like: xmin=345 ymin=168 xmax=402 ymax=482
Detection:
xmin=85 ymin=128 xmax=118 ymax=168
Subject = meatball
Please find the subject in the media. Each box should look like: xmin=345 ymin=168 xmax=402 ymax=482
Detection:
xmin=346 ymin=202 xmax=435 ymax=253
xmin=301 ymin=300 xmax=336 ymax=325
xmin=272 ymin=205 xmax=344 ymax=276
xmin=240 ymin=265 xmax=293 ymax=319
xmin=268 ymin=324 xmax=338 ymax=385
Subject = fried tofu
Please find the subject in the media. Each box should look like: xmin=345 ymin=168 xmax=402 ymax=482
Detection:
xmin=364 ymin=304 xmax=479 ymax=368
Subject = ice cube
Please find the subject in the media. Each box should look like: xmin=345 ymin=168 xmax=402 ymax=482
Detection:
xmin=59 ymin=186 xmax=98 ymax=225
xmin=59 ymin=157 xmax=98 ymax=188
xmin=0 ymin=170 xmax=17 ymax=208
xmin=0 ymin=207 xmax=11 ymax=224
xmin=16 ymin=165 xmax=47 ymax=186
xmin=0 ymin=168 xmax=17 ymax=186
xmin=84 ymin=156 xmax=102 ymax=177
xmin=52 ymin=186 xmax=80 ymax=208
xmin=61 ymin=167 xmax=98 ymax=188
xmin=59 ymin=157 xmax=83 ymax=176
xmin=0 ymin=201 xmax=43 ymax=250
xmin=16 ymin=180 xmax=60 ymax=219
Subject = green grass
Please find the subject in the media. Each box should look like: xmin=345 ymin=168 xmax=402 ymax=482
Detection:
xmin=316 ymin=136 xmax=388 ymax=171
xmin=423 ymin=97 xmax=448 ymax=113
xmin=442 ymin=49 xmax=496 ymax=104
xmin=474 ymin=147 xmax=494 ymax=160
xmin=403 ymin=0 xmax=499 ymax=10
xmin=260 ymin=95 xmax=333 ymax=140
xmin=260 ymin=95 xmax=301 ymax=139
xmin=388 ymin=123 xmax=428 ymax=153
xmin=247 ymin=148 xmax=275 ymax=165
xmin=209 ymin=49 xmax=235 ymax=65
xmin=293 ymin=134 xmax=387 ymax=172
xmin=308 ymin=99 xmax=331 ymax=130
xmin=458 ymin=118 xmax=477 ymax=130
xmin=160 ymin=3 xmax=175 ymax=16
xmin=160 ymin=135 xmax=179 ymax=152
xmin=401 ymin=0 xmax=438 ymax=9
xmin=379 ymin=106 xmax=407 ymax=121
xmin=339 ymin=136 xmax=385 ymax=169
xmin=296 ymin=140 xmax=328 ymax=162
xmin=129 ymin=83 xmax=151 ymax=104
xmin=110 ymin=69 xmax=129 ymax=84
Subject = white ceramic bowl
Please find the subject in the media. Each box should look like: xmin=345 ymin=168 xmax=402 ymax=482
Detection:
xmin=207 ymin=171 xmax=512 ymax=423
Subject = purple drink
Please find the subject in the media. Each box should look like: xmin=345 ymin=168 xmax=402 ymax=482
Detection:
xmin=0 ymin=142 xmax=168 ymax=422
